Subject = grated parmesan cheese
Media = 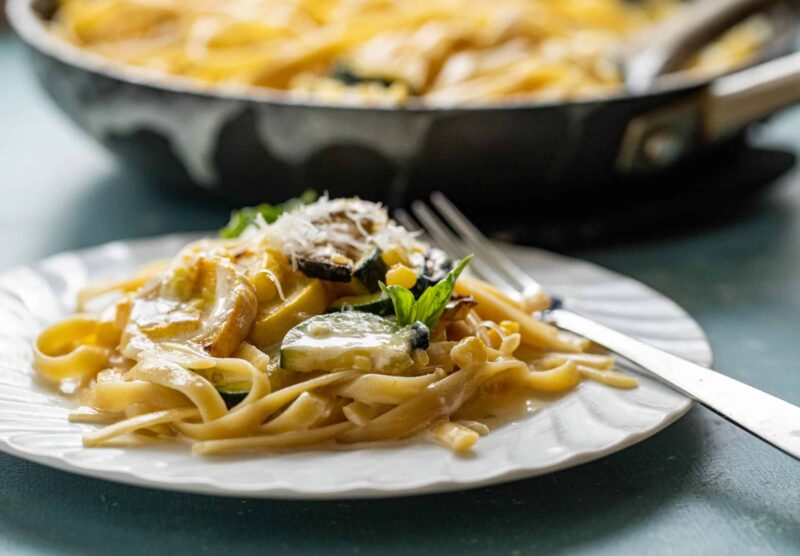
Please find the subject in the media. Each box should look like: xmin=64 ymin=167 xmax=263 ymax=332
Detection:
xmin=250 ymin=196 xmax=425 ymax=268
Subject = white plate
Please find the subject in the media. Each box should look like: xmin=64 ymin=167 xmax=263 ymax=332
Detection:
xmin=0 ymin=234 xmax=711 ymax=499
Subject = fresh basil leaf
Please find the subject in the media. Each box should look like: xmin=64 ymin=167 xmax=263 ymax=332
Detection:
xmin=220 ymin=190 xmax=318 ymax=238
xmin=219 ymin=209 xmax=253 ymax=239
xmin=379 ymin=255 xmax=472 ymax=328
xmin=413 ymin=255 xmax=471 ymax=328
xmin=379 ymin=282 xmax=417 ymax=326
xmin=298 ymin=189 xmax=319 ymax=205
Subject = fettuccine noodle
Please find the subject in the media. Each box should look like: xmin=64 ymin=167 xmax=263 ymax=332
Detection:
xmin=34 ymin=196 xmax=636 ymax=455
xmin=50 ymin=0 xmax=770 ymax=105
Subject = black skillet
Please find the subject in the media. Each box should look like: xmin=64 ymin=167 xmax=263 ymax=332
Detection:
xmin=7 ymin=0 xmax=800 ymax=212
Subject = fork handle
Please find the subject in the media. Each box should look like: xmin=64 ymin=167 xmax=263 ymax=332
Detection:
xmin=548 ymin=309 xmax=800 ymax=460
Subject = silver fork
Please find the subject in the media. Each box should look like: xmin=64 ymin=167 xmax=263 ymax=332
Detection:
xmin=398 ymin=192 xmax=800 ymax=461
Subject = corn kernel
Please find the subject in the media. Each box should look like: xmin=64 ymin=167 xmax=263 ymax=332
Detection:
xmin=485 ymin=328 xmax=502 ymax=349
xmin=381 ymin=249 xmax=404 ymax=267
xmin=451 ymin=336 xmax=489 ymax=368
xmin=386 ymin=264 xmax=417 ymax=289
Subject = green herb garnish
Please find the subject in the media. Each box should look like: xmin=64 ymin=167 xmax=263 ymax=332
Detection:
xmin=379 ymin=255 xmax=472 ymax=328
xmin=331 ymin=64 xmax=396 ymax=88
xmin=220 ymin=190 xmax=318 ymax=239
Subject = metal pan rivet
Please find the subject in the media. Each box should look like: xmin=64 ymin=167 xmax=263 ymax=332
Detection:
xmin=643 ymin=130 xmax=685 ymax=167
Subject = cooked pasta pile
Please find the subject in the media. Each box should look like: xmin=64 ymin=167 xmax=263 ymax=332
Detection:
xmin=50 ymin=0 xmax=769 ymax=105
xmin=34 ymin=196 xmax=637 ymax=456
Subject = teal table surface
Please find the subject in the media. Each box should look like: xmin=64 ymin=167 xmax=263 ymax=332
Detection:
xmin=1 ymin=30 xmax=799 ymax=556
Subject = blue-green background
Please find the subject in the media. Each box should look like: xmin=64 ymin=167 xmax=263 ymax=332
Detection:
xmin=1 ymin=30 xmax=798 ymax=555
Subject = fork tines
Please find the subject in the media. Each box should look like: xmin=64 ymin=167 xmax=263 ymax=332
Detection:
xmin=394 ymin=192 xmax=546 ymax=303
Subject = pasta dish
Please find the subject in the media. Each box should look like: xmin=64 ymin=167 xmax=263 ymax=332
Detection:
xmin=34 ymin=194 xmax=637 ymax=455
xmin=49 ymin=0 xmax=769 ymax=105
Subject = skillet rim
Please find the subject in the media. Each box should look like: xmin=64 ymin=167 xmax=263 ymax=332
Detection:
xmin=5 ymin=0 xmax=795 ymax=113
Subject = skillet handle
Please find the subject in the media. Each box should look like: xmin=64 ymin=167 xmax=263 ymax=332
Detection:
xmin=617 ymin=50 xmax=800 ymax=174
xmin=705 ymin=51 xmax=800 ymax=140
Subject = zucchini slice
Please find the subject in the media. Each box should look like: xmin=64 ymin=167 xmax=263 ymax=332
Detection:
xmin=280 ymin=313 xmax=429 ymax=374
xmin=296 ymin=257 xmax=352 ymax=283
xmin=297 ymin=246 xmax=387 ymax=290
xmin=412 ymin=248 xmax=454 ymax=297
xmin=286 ymin=198 xmax=397 ymax=287
xmin=327 ymin=291 xmax=394 ymax=316
xmin=296 ymin=248 xmax=388 ymax=292
xmin=352 ymin=247 xmax=388 ymax=292
xmin=409 ymin=321 xmax=431 ymax=350
xmin=216 ymin=381 xmax=250 ymax=409
xmin=331 ymin=64 xmax=398 ymax=88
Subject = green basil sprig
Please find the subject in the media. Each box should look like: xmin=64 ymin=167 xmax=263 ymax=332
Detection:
xmin=379 ymin=256 xmax=471 ymax=328
xmin=220 ymin=190 xmax=317 ymax=239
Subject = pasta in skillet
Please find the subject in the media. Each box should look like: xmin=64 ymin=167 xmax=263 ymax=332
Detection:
xmin=34 ymin=195 xmax=637 ymax=455
xmin=50 ymin=0 xmax=770 ymax=105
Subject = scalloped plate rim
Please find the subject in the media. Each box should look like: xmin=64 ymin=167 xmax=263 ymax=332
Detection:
xmin=0 ymin=233 xmax=710 ymax=499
